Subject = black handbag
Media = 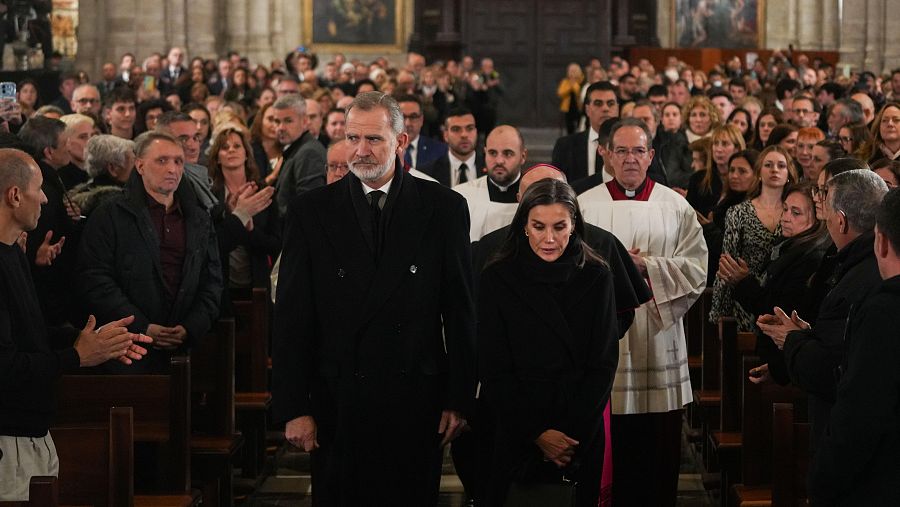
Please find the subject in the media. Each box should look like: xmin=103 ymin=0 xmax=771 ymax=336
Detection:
xmin=504 ymin=477 xmax=577 ymax=507
xmin=504 ymin=457 xmax=579 ymax=507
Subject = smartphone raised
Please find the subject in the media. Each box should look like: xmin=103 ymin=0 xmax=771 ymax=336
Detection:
xmin=0 ymin=82 xmax=16 ymax=102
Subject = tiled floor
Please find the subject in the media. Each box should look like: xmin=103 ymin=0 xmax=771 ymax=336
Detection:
xmin=242 ymin=431 xmax=713 ymax=506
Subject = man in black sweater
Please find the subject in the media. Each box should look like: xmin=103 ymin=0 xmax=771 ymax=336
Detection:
xmin=0 ymin=148 xmax=150 ymax=501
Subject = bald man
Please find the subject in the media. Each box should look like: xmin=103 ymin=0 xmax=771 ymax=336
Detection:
xmin=453 ymin=125 xmax=525 ymax=241
xmin=851 ymin=92 xmax=876 ymax=125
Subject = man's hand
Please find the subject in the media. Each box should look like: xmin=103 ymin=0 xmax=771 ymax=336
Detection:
xmin=65 ymin=200 xmax=83 ymax=221
xmin=74 ymin=315 xmax=147 ymax=367
xmin=35 ymin=230 xmax=65 ymax=266
xmin=535 ymin=429 xmax=579 ymax=468
xmin=696 ymin=210 xmax=714 ymax=225
xmin=438 ymin=409 xmax=467 ymax=447
xmin=748 ymin=363 xmax=770 ymax=384
xmin=628 ymin=248 xmax=648 ymax=277
xmin=757 ymin=307 xmax=804 ymax=350
xmin=285 ymin=415 xmax=318 ymax=452
xmin=147 ymin=324 xmax=188 ymax=350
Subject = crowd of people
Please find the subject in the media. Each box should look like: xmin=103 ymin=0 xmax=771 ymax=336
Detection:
xmin=1 ymin=43 xmax=899 ymax=507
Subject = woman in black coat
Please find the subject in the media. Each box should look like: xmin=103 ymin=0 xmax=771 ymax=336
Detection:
xmin=478 ymin=179 xmax=619 ymax=507
xmin=207 ymin=124 xmax=281 ymax=314
xmin=717 ymin=182 xmax=829 ymax=385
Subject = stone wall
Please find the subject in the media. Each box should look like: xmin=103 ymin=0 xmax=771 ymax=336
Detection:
xmin=74 ymin=0 xmax=413 ymax=76
xmin=656 ymin=0 xmax=899 ymax=74
xmin=73 ymin=0 xmax=900 ymax=76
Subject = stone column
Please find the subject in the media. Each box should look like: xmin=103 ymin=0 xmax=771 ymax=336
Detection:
xmin=797 ymin=0 xmax=822 ymax=49
xmin=820 ymin=0 xmax=840 ymax=50
xmin=245 ymin=0 xmax=275 ymax=65
xmin=862 ymin=0 xmax=885 ymax=72
xmin=838 ymin=0 xmax=867 ymax=72
xmin=186 ymin=0 xmax=219 ymax=59
xmin=656 ymin=0 xmax=673 ymax=47
xmin=765 ymin=0 xmax=795 ymax=49
xmin=883 ymin=1 xmax=900 ymax=71
xmin=74 ymin=0 xmax=106 ymax=73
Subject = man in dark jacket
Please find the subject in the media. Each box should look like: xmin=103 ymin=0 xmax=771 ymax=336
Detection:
xmin=77 ymin=131 xmax=222 ymax=373
xmin=0 ymin=148 xmax=150 ymax=500
xmin=18 ymin=117 xmax=81 ymax=325
xmin=809 ymin=187 xmax=900 ymax=506
xmin=272 ymin=91 xmax=474 ymax=505
xmin=758 ymin=169 xmax=888 ymax=453
xmin=272 ymin=94 xmax=326 ymax=216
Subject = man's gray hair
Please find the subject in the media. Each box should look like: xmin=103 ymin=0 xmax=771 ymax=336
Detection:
xmin=19 ymin=116 xmax=66 ymax=160
xmin=828 ymin=168 xmax=888 ymax=233
xmin=85 ymin=135 xmax=135 ymax=178
xmin=834 ymin=98 xmax=864 ymax=125
xmin=346 ymin=91 xmax=404 ymax=137
xmin=272 ymin=94 xmax=306 ymax=116
xmin=607 ymin=117 xmax=653 ymax=149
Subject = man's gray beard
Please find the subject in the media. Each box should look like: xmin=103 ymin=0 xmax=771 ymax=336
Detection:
xmin=349 ymin=160 xmax=392 ymax=182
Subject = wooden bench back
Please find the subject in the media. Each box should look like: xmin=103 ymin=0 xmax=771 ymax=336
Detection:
xmin=0 ymin=477 xmax=58 ymax=507
xmin=231 ymin=288 xmax=270 ymax=393
xmin=56 ymin=356 xmax=191 ymax=493
xmin=52 ymin=407 xmax=133 ymax=507
xmin=191 ymin=318 xmax=236 ymax=436
xmin=740 ymin=356 xmax=806 ymax=486
xmin=771 ymin=403 xmax=811 ymax=507
xmin=719 ymin=319 xmax=756 ymax=431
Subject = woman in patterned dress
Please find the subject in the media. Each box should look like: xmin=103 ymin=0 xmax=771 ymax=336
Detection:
xmin=709 ymin=145 xmax=799 ymax=331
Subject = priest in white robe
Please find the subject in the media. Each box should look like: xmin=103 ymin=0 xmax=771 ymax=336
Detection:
xmin=453 ymin=125 xmax=524 ymax=242
xmin=578 ymin=118 xmax=707 ymax=506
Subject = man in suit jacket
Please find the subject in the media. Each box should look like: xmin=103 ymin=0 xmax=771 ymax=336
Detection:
xmin=272 ymin=94 xmax=326 ymax=216
xmin=420 ymin=106 xmax=483 ymax=187
xmin=159 ymin=47 xmax=187 ymax=95
xmin=397 ymin=94 xmax=447 ymax=170
xmin=273 ymin=91 xmax=475 ymax=505
xmin=551 ymin=81 xmax=619 ymax=183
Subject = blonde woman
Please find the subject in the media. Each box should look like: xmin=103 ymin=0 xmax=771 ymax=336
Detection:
xmin=558 ymin=63 xmax=585 ymax=134
xmin=682 ymin=95 xmax=721 ymax=143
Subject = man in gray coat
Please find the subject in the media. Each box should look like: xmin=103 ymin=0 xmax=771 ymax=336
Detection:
xmin=272 ymin=94 xmax=326 ymax=216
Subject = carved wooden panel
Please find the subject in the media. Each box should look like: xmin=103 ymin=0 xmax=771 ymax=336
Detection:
xmin=461 ymin=0 xmax=612 ymax=125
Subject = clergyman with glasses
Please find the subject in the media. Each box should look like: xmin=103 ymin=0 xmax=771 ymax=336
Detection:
xmin=578 ymin=117 xmax=708 ymax=505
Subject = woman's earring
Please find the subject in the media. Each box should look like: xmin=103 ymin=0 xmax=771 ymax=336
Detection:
xmin=524 ymin=230 xmax=529 ymax=237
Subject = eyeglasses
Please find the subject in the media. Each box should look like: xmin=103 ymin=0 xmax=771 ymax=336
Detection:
xmin=811 ymin=185 xmax=829 ymax=199
xmin=611 ymin=147 xmax=649 ymax=159
xmin=882 ymin=116 xmax=900 ymax=125
xmin=326 ymin=162 xmax=349 ymax=172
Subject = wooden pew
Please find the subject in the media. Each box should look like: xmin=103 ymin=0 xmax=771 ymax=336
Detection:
xmin=231 ymin=287 xmax=272 ymax=478
xmin=730 ymin=357 xmax=807 ymax=507
xmin=0 ymin=477 xmax=58 ymax=507
xmin=56 ymin=356 xmax=193 ymax=498
xmin=191 ymin=318 xmax=244 ymax=507
xmin=770 ymin=403 xmax=810 ymax=507
xmin=53 ymin=406 xmax=134 ymax=506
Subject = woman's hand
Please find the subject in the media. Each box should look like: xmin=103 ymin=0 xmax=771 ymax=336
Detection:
xmin=718 ymin=253 xmax=749 ymax=285
xmin=535 ymin=429 xmax=579 ymax=468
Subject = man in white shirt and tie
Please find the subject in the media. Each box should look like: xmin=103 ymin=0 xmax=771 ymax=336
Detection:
xmin=551 ymin=81 xmax=619 ymax=183
xmin=397 ymin=95 xmax=447 ymax=171
xmin=420 ymin=106 xmax=483 ymax=187
xmin=160 ymin=47 xmax=186 ymax=95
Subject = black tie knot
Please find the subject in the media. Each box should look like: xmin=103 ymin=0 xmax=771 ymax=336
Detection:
xmin=458 ymin=162 xmax=469 ymax=184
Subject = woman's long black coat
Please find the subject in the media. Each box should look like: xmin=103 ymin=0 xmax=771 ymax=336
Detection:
xmin=478 ymin=255 xmax=619 ymax=507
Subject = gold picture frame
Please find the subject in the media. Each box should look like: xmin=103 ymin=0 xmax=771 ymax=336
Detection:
xmin=302 ymin=0 xmax=405 ymax=54
xmin=673 ymin=0 xmax=766 ymax=49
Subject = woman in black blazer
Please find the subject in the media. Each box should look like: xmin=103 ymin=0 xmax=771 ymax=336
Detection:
xmin=207 ymin=123 xmax=282 ymax=314
xmin=478 ymin=179 xmax=619 ymax=507
xmin=717 ymin=182 xmax=830 ymax=385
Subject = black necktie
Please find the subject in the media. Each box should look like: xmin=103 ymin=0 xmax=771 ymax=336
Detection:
xmin=368 ymin=190 xmax=384 ymax=255
xmin=458 ymin=162 xmax=469 ymax=184
xmin=593 ymin=138 xmax=603 ymax=175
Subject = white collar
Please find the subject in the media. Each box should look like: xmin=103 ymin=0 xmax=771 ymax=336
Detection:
xmin=488 ymin=173 xmax=520 ymax=192
xmin=362 ymin=178 xmax=392 ymax=197
xmin=449 ymin=151 xmax=476 ymax=171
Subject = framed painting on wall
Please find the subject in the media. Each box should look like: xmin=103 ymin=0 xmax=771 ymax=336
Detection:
xmin=674 ymin=0 xmax=765 ymax=49
xmin=303 ymin=0 xmax=405 ymax=53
